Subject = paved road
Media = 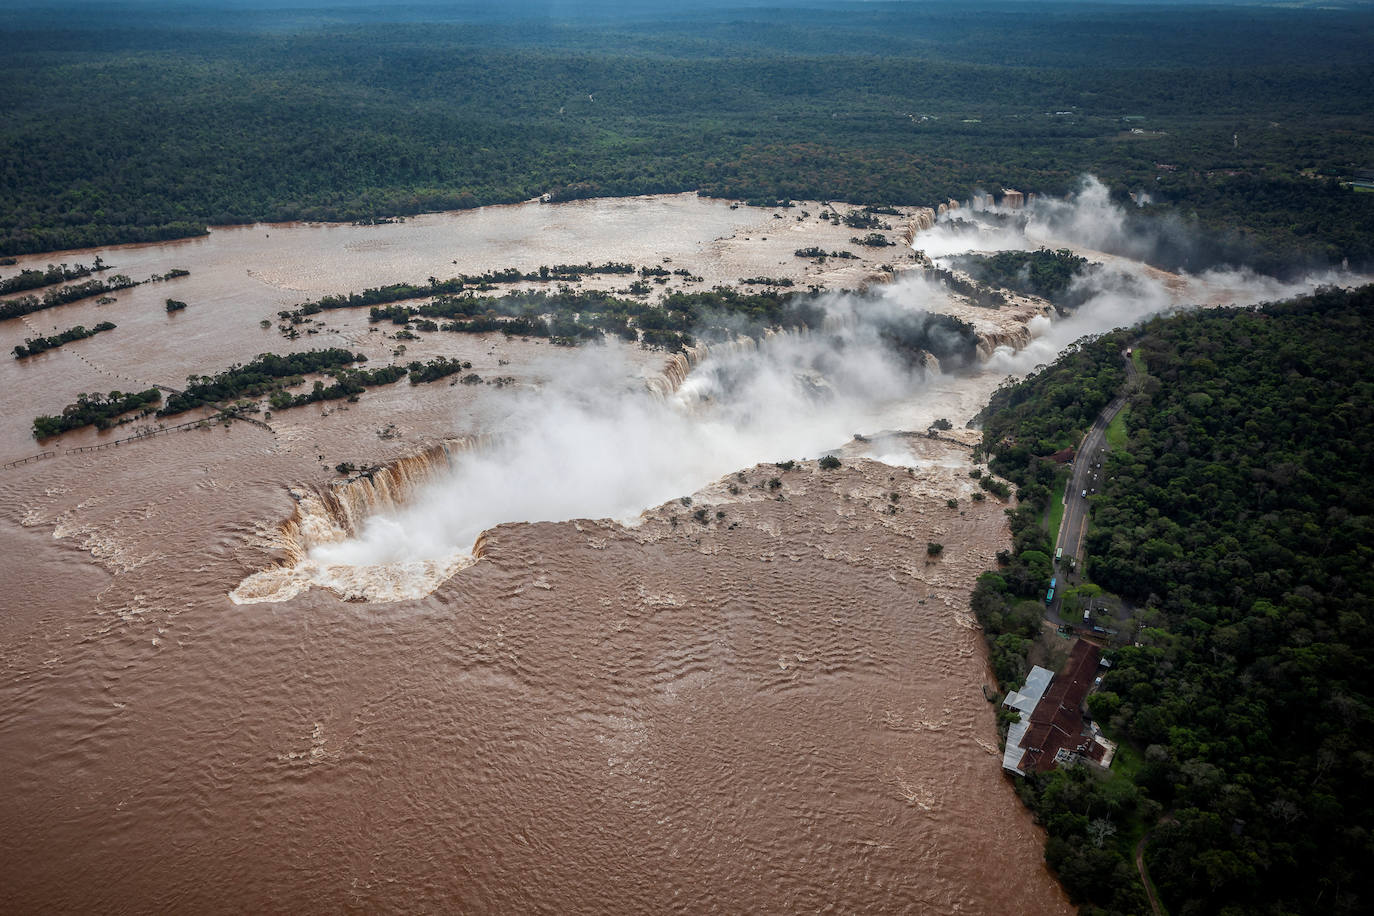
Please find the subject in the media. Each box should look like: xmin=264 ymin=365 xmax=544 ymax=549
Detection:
xmin=1048 ymin=352 xmax=1136 ymax=621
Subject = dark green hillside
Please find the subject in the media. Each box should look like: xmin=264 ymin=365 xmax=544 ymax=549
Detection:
xmin=0 ymin=2 xmax=1371 ymax=270
xmin=974 ymin=285 xmax=1374 ymax=915
xmin=954 ymin=249 xmax=1092 ymax=306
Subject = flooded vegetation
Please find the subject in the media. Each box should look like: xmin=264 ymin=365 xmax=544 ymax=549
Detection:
xmin=2 ymin=179 xmax=1366 ymax=913
xmin=2 ymin=1 xmax=1371 ymax=912
xmin=0 ymin=193 xmax=1086 ymax=914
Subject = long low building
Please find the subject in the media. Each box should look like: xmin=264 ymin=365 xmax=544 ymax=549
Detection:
xmin=1001 ymin=665 xmax=1054 ymax=774
xmin=1002 ymin=640 xmax=1115 ymax=775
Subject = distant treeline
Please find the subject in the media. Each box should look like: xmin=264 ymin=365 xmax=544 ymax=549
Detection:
xmin=31 ymin=350 xmax=504 ymax=437
xmin=0 ymin=259 xmax=110 ymax=296
xmin=0 ymin=5 xmax=1370 ymax=272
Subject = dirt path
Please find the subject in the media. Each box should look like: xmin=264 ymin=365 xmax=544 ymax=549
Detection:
xmin=1136 ymin=829 xmax=1164 ymax=916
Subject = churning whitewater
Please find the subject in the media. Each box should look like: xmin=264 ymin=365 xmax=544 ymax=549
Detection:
xmin=4 ymin=181 xmax=1362 ymax=916
xmin=232 ymin=177 xmax=1359 ymax=605
xmin=232 ymin=284 xmax=977 ymax=603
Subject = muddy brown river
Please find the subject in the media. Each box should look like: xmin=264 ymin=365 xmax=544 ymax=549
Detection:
xmin=8 ymin=192 xmax=1254 ymax=914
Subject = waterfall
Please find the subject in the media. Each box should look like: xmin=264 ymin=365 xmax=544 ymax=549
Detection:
xmin=234 ymin=232 xmax=1051 ymax=603
xmin=645 ymin=337 xmax=763 ymax=398
xmin=263 ymin=436 xmax=494 ymax=567
xmin=974 ymin=325 xmax=1033 ymax=359
xmin=644 ymin=343 xmax=709 ymax=397
xmin=903 ymin=207 xmax=936 ymax=245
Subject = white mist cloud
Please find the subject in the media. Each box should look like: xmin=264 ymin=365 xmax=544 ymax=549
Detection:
xmin=915 ymin=175 xmax=1365 ymax=378
xmin=915 ymin=217 xmax=1027 ymax=258
xmin=312 ymin=293 xmax=939 ymax=569
xmin=917 ymin=175 xmax=1183 ymax=263
xmin=1025 ymin=175 xmax=1145 ymax=256
xmin=243 ymin=176 xmax=1366 ymax=601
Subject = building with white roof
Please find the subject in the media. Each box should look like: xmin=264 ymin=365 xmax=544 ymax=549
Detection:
xmin=1001 ymin=665 xmax=1054 ymax=775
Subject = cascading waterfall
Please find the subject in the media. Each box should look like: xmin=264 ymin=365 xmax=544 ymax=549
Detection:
xmin=974 ymin=325 xmax=1034 ymax=358
xmin=644 ymin=342 xmax=710 ymax=398
xmin=236 ymin=278 xmax=1048 ymax=605
xmin=232 ymin=436 xmax=494 ymax=603
xmin=902 ymin=207 xmax=937 ymax=245
xmin=644 ymin=336 xmax=773 ymax=400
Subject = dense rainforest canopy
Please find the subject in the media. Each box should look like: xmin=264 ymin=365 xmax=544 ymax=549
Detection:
xmin=974 ymin=285 xmax=1374 ymax=916
xmin=0 ymin=1 xmax=1371 ymax=272
xmin=953 ymin=248 xmax=1092 ymax=307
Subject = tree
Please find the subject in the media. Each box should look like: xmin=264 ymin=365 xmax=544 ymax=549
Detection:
xmin=1087 ymin=818 xmax=1117 ymax=849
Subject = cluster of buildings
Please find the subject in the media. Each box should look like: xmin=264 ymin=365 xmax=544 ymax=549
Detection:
xmin=1001 ymin=640 xmax=1116 ymax=776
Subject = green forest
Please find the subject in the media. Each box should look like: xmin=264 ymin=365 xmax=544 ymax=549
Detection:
xmin=157 ymin=348 xmax=372 ymax=416
xmin=973 ymin=285 xmax=1374 ymax=916
xmin=954 ymin=248 xmax=1092 ymax=306
xmin=1 ymin=2 xmax=1371 ymax=272
xmin=31 ymin=387 xmax=162 ymax=438
xmin=12 ymin=320 xmax=117 ymax=359
xmin=345 ymin=279 xmax=979 ymax=362
xmin=7 ymin=5 xmax=1374 ymax=910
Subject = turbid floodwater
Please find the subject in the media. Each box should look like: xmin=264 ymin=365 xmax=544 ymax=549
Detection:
xmin=2 ymin=190 xmax=1353 ymax=913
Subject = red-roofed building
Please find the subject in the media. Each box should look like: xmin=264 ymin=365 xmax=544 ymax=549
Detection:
xmin=1004 ymin=640 xmax=1116 ymax=775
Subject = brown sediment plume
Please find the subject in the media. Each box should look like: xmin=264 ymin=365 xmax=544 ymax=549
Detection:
xmin=4 ymin=435 xmax=1075 ymax=913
